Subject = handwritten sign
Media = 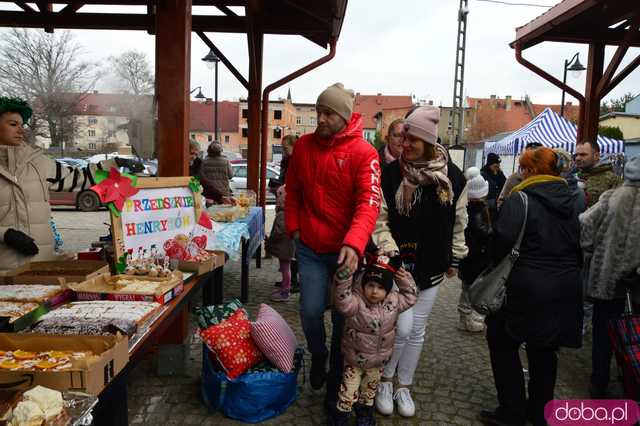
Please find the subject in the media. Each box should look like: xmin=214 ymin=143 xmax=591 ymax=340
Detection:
xmin=111 ymin=177 xmax=205 ymax=261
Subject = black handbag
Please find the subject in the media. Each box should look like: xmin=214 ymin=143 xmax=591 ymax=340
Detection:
xmin=467 ymin=191 xmax=528 ymax=315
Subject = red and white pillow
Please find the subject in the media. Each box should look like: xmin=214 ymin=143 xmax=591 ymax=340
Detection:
xmin=199 ymin=309 xmax=264 ymax=379
xmin=251 ymin=304 xmax=297 ymax=373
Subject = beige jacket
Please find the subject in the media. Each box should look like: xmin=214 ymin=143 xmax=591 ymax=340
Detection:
xmin=0 ymin=144 xmax=110 ymax=271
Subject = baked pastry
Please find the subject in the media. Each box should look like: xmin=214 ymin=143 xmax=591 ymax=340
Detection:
xmin=8 ymin=400 xmax=43 ymax=426
xmin=0 ymin=285 xmax=62 ymax=303
xmin=22 ymin=386 xmax=63 ymax=420
xmin=0 ymin=302 xmax=39 ymax=323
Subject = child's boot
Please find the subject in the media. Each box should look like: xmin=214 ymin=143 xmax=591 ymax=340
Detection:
xmin=328 ymin=407 xmax=351 ymax=426
xmin=354 ymin=403 xmax=376 ymax=426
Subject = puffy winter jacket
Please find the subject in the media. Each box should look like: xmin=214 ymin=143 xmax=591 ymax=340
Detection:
xmin=0 ymin=144 xmax=112 ymax=271
xmin=334 ymin=269 xmax=417 ymax=369
xmin=201 ymin=155 xmax=233 ymax=197
xmin=284 ymin=113 xmax=381 ymax=256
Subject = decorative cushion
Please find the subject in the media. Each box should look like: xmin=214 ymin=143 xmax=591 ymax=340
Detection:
xmin=251 ymin=304 xmax=297 ymax=373
xmin=194 ymin=298 xmax=245 ymax=329
xmin=199 ymin=309 xmax=264 ymax=379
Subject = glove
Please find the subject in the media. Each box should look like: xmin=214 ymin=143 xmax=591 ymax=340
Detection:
xmin=4 ymin=229 xmax=39 ymax=256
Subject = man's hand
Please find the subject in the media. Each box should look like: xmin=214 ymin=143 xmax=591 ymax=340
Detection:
xmin=336 ymin=246 xmax=359 ymax=279
xmin=446 ymin=267 xmax=458 ymax=278
xmin=394 ymin=268 xmax=413 ymax=283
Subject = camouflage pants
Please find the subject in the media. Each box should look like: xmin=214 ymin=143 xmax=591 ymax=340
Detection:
xmin=337 ymin=364 xmax=382 ymax=412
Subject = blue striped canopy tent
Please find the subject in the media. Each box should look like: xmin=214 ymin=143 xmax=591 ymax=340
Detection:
xmin=484 ymin=108 xmax=624 ymax=156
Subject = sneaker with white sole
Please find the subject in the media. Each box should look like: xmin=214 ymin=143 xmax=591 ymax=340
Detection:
xmin=394 ymin=388 xmax=415 ymax=417
xmin=374 ymin=381 xmax=394 ymax=415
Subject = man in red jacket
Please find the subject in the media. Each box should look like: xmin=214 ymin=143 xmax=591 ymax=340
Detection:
xmin=285 ymin=83 xmax=382 ymax=412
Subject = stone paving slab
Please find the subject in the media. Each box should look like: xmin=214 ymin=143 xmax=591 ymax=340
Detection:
xmin=51 ymin=209 xmax=601 ymax=425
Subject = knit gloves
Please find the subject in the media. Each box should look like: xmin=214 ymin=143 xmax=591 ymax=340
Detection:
xmin=4 ymin=229 xmax=39 ymax=256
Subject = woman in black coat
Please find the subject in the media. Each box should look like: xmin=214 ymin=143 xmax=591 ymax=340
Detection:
xmin=481 ymin=147 xmax=582 ymax=426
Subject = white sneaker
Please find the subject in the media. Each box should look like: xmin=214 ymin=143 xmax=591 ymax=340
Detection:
xmin=394 ymin=387 xmax=415 ymax=417
xmin=375 ymin=381 xmax=394 ymax=415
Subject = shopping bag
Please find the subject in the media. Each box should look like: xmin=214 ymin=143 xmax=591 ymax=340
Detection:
xmin=608 ymin=286 xmax=640 ymax=401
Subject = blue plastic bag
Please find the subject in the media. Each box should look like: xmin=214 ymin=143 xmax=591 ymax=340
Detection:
xmin=201 ymin=346 xmax=303 ymax=423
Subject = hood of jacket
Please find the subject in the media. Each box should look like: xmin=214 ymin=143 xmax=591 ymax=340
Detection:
xmin=315 ymin=113 xmax=364 ymax=148
xmin=579 ymin=159 xmax=613 ymax=178
xmin=523 ymin=179 xmax=574 ymax=219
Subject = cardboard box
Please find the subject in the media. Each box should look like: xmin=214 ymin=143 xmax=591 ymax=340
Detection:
xmin=5 ymin=261 xmax=110 ymax=285
xmin=0 ymin=333 xmax=129 ymax=396
xmin=177 ymin=253 xmax=216 ymax=275
xmin=0 ymin=289 xmax=74 ymax=332
xmin=69 ymin=272 xmax=184 ymax=305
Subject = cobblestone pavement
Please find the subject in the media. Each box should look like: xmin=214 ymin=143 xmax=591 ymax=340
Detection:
xmin=51 ymin=209 xmax=603 ymax=425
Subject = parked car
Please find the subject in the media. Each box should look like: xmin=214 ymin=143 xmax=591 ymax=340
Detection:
xmin=222 ymin=151 xmax=243 ymax=161
xmin=230 ymin=163 xmax=279 ymax=203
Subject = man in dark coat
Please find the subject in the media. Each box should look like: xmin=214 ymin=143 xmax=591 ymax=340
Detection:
xmin=481 ymin=153 xmax=507 ymax=217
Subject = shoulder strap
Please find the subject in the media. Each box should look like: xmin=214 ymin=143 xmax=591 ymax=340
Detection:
xmin=513 ymin=191 xmax=528 ymax=252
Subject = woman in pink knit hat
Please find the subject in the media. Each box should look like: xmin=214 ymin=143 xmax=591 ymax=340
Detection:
xmin=371 ymin=106 xmax=469 ymax=417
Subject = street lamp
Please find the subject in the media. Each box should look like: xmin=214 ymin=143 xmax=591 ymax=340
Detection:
xmin=189 ymin=86 xmax=206 ymax=100
xmin=202 ymin=49 xmax=221 ymax=141
xmin=560 ymin=53 xmax=586 ymax=117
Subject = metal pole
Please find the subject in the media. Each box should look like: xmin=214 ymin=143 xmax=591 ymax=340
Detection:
xmin=214 ymin=60 xmax=219 ymax=141
xmin=560 ymin=59 xmax=568 ymax=117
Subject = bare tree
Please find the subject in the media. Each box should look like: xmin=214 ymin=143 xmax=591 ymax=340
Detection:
xmin=109 ymin=50 xmax=154 ymax=96
xmin=108 ymin=50 xmax=156 ymax=159
xmin=0 ymin=29 xmax=100 ymax=150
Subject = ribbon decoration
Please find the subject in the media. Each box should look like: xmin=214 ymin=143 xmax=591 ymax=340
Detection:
xmin=90 ymin=167 xmax=139 ymax=217
xmin=189 ymin=176 xmax=202 ymax=194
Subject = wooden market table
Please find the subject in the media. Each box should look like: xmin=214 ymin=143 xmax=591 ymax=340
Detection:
xmin=92 ymin=254 xmax=225 ymax=426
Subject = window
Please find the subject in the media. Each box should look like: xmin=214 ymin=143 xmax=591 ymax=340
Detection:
xmin=242 ymin=109 xmax=248 ymax=119
xmin=309 ymin=117 xmax=316 ymax=126
xmin=207 ymin=135 xmax=212 ymax=142
xmin=109 ymin=106 xmax=117 ymax=113
xmin=88 ymin=117 xmax=97 ymax=125
xmin=224 ymin=135 xmax=230 ymax=144
xmin=107 ymin=130 xmax=115 ymax=138
xmin=88 ymin=143 xmax=96 ymax=150
xmin=296 ymin=116 xmax=302 ymax=125
xmin=242 ymin=128 xmax=248 ymax=138
xmin=273 ymin=128 xmax=282 ymax=139
xmin=88 ymin=129 xmax=96 ymax=137
xmin=273 ymin=110 xmax=282 ymax=120
xmin=234 ymin=166 xmax=247 ymax=178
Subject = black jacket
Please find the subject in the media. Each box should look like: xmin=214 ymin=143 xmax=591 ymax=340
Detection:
xmin=382 ymin=160 xmax=466 ymax=289
xmin=481 ymin=166 xmax=507 ymax=212
xmin=459 ymin=200 xmax=492 ymax=284
xmin=378 ymin=144 xmax=393 ymax=172
xmin=492 ymin=180 xmax=582 ymax=348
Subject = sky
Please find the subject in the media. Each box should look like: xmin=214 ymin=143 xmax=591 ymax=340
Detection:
xmin=1 ymin=0 xmax=639 ymax=106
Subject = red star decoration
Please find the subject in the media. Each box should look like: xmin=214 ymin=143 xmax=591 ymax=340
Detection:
xmin=91 ymin=167 xmax=139 ymax=211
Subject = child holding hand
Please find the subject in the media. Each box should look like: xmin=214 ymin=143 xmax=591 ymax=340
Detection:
xmin=330 ymin=255 xmax=417 ymax=426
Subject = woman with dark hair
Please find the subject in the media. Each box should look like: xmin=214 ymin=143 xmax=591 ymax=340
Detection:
xmin=201 ymin=141 xmax=233 ymax=197
xmin=481 ymin=147 xmax=582 ymax=426
xmin=372 ymin=106 xmax=469 ymax=418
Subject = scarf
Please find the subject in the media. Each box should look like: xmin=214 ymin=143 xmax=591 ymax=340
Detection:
xmin=383 ymin=144 xmax=397 ymax=164
xmin=395 ymin=143 xmax=453 ymax=216
xmin=510 ymin=174 xmax=566 ymax=194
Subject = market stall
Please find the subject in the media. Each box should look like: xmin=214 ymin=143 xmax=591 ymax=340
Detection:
xmin=0 ymin=170 xmax=230 ymax=425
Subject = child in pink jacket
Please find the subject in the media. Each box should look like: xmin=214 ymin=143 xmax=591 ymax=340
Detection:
xmin=331 ymin=255 xmax=417 ymax=426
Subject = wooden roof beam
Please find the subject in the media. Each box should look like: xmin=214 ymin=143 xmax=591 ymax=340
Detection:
xmin=196 ymin=31 xmax=248 ymax=89
xmin=14 ymin=2 xmax=36 ymax=12
xmin=596 ymin=14 xmax=640 ymax=99
xmin=60 ymin=2 xmax=85 ymax=14
xmin=0 ymin=0 xmax=245 ymax=4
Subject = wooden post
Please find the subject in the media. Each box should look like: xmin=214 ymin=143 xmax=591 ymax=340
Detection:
xmin=246 ymin=35 xmax=263 ymax=194
xmin=579 ymin=42 xmax=604 ymax=144
xmin=155 ymin=0 xmax=191 ymax=177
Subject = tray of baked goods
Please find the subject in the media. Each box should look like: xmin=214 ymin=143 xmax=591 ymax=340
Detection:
xmin=67 ymin=272 xmax=184 ymax=305
xmin=0 ymin=333 xmax=128 ymax=396
xmin=0 ymin=285 xmax=73 ymax=333
xmin=28 ymin=301 xmax=162 ymax=340
xmin=3 ymin=261 xmax=110 ymax=285
xmin=0 ymin=385 xmax=98 ymax=426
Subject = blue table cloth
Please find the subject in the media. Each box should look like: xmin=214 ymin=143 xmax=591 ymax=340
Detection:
xmin=211 ymin=207 xmax=264 ymax=260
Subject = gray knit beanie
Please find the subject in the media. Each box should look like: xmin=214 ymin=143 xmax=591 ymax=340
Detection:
xmin=316 ymin=83 xmax=354 ymax=124
xmin=403 ymin=106 xmax=440 ymax=145
xmin=625 ymin=155 xmax=640 ymax=182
